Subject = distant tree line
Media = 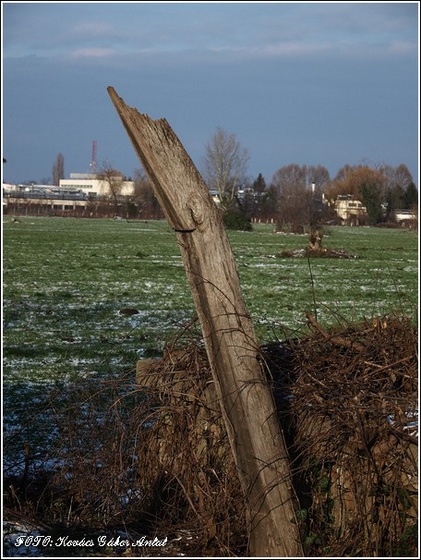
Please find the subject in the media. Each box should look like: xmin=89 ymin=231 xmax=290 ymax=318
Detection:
xmin=200 ymin=128 xmax=417 ymax=230
xmin=5 ymin=138 xmax=417 ymax=227
xmin=260 ymin=162 xmax=417 ymax=230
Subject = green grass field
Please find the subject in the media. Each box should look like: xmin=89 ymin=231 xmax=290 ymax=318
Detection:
xmin=2 ymin=216 xmax=418 ymax=470
xmin=3 ymin=216 xmax=418 ymax=379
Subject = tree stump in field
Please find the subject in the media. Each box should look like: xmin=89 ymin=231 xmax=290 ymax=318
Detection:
xmin=308 ymin=224 xmax=323 ymax=251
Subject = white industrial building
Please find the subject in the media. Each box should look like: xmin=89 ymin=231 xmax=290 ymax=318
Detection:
xmin=3 ymin=172 xmax=135 ymax=216
xmin=59 ymin=173 xmax=135 ymax=198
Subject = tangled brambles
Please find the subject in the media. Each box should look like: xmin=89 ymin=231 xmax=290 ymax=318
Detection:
xmin=3 ymin=314 xmax=417 ymax=557
xmin=134 ymin=314 xmax=418 ymax=556
xmin=287 ymin=314 xmax=418 ymax=557
xmin=135 ymin=343 xmax=248 ymax=555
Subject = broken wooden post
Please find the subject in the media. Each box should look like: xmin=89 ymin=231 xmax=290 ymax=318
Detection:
xmin=107 ymin=86 xmax=303 ymax=557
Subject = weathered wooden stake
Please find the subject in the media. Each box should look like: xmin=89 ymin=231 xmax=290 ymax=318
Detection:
xmin=107 ymin=86 xmax=303 ymax=557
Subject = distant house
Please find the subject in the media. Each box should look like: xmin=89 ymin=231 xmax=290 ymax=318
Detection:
xmin=394 ymin=209 xmax=417 ymax=228
xmin=208 ymin=189 xmax=222 ymax=206
xmin=335 ymin=195 xmax=367 ymax=225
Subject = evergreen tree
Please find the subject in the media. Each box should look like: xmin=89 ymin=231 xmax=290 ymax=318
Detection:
xmin=404 ymin=182 xmax=418 ymax=208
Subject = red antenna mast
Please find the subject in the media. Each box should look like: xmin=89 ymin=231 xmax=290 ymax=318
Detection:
xmin=90 ymin=140 xmax=97 ymax=175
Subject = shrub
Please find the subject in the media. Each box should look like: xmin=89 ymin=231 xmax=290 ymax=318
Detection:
xmin=222 ymin=208 xmax=252 ymax=231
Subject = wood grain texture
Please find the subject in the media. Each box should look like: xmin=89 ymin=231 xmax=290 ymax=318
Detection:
xmin=108 ymin=86 xmax=303 ymax=557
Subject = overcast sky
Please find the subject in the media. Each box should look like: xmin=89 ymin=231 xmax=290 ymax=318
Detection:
xmin=2 ymin=1 xmax=419 ymax=187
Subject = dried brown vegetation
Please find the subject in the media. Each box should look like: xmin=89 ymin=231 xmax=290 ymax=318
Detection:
xmin=4 ymin=315 xmax=418 ymax=557
xmin=289 ymin=314 xmax=418 ymax=556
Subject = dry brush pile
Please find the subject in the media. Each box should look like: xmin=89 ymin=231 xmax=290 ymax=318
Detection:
xmin=3 ymin=314 xmax=418 ymax=557
xmin=287 ymin=314 xmax=418 ymax=556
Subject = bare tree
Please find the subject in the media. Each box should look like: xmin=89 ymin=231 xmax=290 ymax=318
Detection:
xmin=52 ymin=153 xmax=65 ymax=186
xmin=325 ymin=164 xmax=382 ymax=203
xmin=306 ymin=164 xmax=330 ymax=193
xmin=97 ymin=161 xmax=124 ymax=215
xmin=202 ymin=127 xmax=249 ymax=204
xmin=133 ymin=168 xmax=163 ymax=219
xmin=271 ymin=164 xmax=310 ymax=232
xmin=270 ymin=163 xmax=330 ymax=234
xmin=272 ymin=163 xmax=307 ymax=193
